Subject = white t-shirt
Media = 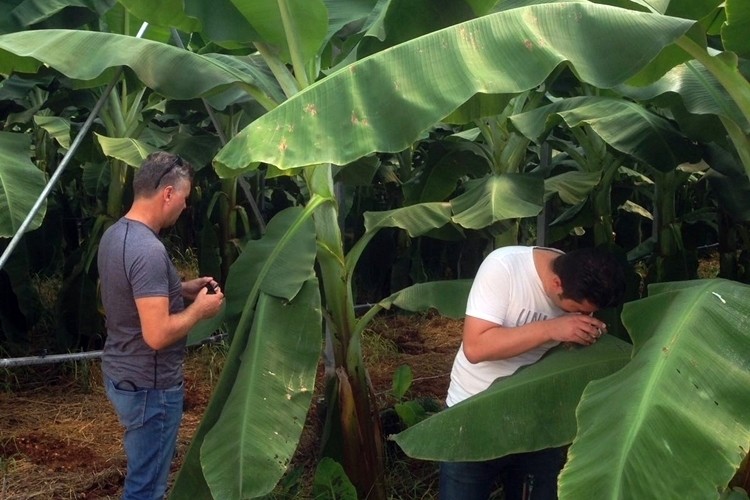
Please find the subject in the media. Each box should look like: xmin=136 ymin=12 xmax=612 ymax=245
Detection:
xmin=446 ymin=246 xmax=565 ymax=407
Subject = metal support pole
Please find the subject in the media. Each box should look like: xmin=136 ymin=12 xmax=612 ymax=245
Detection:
xmin=0 ymin=350 xmax=103 ymax=368
xmin=0 ymin=22 xmax=150 ymax=273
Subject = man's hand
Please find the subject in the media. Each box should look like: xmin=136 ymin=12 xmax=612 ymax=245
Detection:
xmin=462 ymin=313 xmax=607 ymax=363
xmin=138 ymin=278 xmax=224 ymax=350
xmin=191 ymin=283 xmax=224 ymax=319
xmin=182 ymin=277 xmax=220 ymax=300
xmin=546 ymin=314 xmax=607 ymax=346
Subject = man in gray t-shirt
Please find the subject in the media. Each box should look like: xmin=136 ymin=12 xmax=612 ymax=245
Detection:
xmin=97 ymin=152 xmax=224 ymax=500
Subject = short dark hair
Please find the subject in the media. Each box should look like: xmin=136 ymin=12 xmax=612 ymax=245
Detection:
xmin=132 ymin=152 xmax=194 ymax=198
xmin=552 ymin=247 xmax=626 ymax=309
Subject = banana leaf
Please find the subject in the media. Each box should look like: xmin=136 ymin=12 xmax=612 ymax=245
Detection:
xmin=0 ymin=30 xmax=278 ymax=100
xmin=450 ymin=174 xmax=545 ymax=228
xmin=0 ymin=131 xmax=47 ymax=237
xmin=201 ymin=279 xmax=322 ymax=499
xmin=559 ymin=279 xmax=750 ymax=499
xmin=510 ymin=96 xmax=702 ymax=171
xmin=377 ymin=279 xmax=473 ymax=320
xmin=118 ymin=0 xmax=202 ymax=34
xmin=363 ymin=202 xmax=453 ymax=236
xmin=721 ymin=0 xmax=750 ymax=58
xmin=213 ymin=3 xmax=695 ymax=172
xmin=95 ymin=134 xmax=158 ymax=167
xmin=617 ymin=60 xmax=749 ymax=133
xmin=171 ymin=206 xmax=318 ymax=498
xmin=0 ymin=0 xmax=115 ymax=34
xmin=33 ymin=115 xmax=71 ymax=149
xmin=393 ymin=336 xmax=633 ymax=460
xmin=544 ymin=171 xmax=602 ymax=205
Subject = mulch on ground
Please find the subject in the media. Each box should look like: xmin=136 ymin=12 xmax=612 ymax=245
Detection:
xmin=0 ymin=313 xmax=462 ymax=499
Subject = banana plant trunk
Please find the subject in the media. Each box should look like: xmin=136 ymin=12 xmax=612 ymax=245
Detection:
xmin=306 ymin=165 xmax=386 ymax=499
xmin=592 ymin=157 xmax=619 ymax=246
xmin=107 ymin=159 xmax=131 ymax=220
xmin=217 ymin=177 xmax=240 ymax=283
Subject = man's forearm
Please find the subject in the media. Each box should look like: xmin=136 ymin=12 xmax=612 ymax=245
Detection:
xmin=463 ymin=320 xmax=553 ymax=363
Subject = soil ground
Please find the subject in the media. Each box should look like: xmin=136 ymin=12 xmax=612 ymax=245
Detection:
xmin=0 ymin=312 xmax=463 ymax=499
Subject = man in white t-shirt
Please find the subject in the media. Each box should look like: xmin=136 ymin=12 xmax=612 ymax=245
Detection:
xmin=440 ymin=246 xmax=626 ymax=500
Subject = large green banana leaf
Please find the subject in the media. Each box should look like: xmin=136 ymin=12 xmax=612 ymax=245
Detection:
xmin=0 ymin=0 xmax=115 ymax=34
xmin=0 ymin=131 xmax=47 ymax=237
xmin=359 ymin=172 xmax=544 ymax=243
xmin=117 ymin=0 xmax=202 ymax=34
xmin=510 ymin=96 xmax=702 ymax=171
xmin=229 ymin=0 xmax=327 ymax=65
xmin=450 ymin=174 xmax=544 ymax=228
xmin=345 ymin=202 xmax=455 ymax=280
xmin=393 ymin=336 xmax=633 ymax=460
xmin=363 ymin=202 xmax=453 ymax=236
xmin=559 ymin=279 xmax=750 ymax=499
xmin=617 ymin=60 xmax=749 ymax=133
xmin=0 ymin=30 xmax=278 ymax=100
xmin=95 ymin=134 xmax=158 ymax=167
xmin=544 ymin=171 xmax=602 ymax=205
xmin=617 ymin=57 xmax=750 ymax=179
xmin=376 ymin=279 xmax=473 ymax=319
xmin=213 ymin=3 xmax=695 ymax=172
xmin=124 ymin=0 xmax=354 ymax=64
xmin=201 ymin=279 xmax=322 ymax=499
xmin=171 ymin=206 xmax=318 ymax=498
xmin=357 ymin=0 xmax=477 ymax=56
xmin=33 ymin=115 xmax=71 ymax=149
xmin=723 ymin=0 xmax=750 ymax=58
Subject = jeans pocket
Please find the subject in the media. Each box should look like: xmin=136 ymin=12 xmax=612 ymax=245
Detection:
xmin=106 ymin=378 xmax=148 ymax=431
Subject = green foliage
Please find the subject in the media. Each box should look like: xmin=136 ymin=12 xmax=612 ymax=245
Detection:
xmin=560 ymin=279 xmax=750 ymax=499
xmin=171 ymin=206 xmax=320 ymax=499
xmin=395 ymin=279 xmax=750 ymax=499
xmin=390 ymin=364 xmax=413 ymax=400
xmin=215 ymin=4 xmax=694 ymax=171
xmin=0 ymin=132 xmax=46 ymax=237
xmin=313 ymin=458 xmax=358 ymax=500
xmin=0 ymin=0 xmax=749 ymax=498
xmin=394 ymin=336 xmax=632 ymax=460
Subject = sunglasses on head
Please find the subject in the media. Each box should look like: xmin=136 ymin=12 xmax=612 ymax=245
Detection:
xmin=153 ymin=156 xmax=184 ymax=190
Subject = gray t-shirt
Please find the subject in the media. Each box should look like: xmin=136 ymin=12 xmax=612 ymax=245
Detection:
xmin=98 ymin=217 xmax=186 ymax=389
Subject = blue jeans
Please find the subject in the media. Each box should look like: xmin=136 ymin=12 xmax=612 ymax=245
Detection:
xmin=439 ymin=447 xmax=565 ymax=500
xmin=105 ymin=377 xmax=184 ymax=500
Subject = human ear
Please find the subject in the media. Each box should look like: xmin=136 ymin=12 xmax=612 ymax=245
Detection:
xmin=551 ymin=275 xmax=563 ymax=294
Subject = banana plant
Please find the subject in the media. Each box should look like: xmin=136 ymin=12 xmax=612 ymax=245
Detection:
xmin=616 ymin=57 xmax=750 ymax=280
xmin=509 ymin=94 xmax=708 ymax=288
xmin=394 ymin=278 xmax=750 ymax=499
xmin=1 ymin=1 xmax=741 ymax=497
xmin=206 ymin=4 xmax=695 ymax=498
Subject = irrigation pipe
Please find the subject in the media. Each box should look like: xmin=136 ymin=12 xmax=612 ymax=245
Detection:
xmin=0 ymin=350 xmax=104 ymax=368
xmin=0 ymin=304 xmax=378 ymax=368
xmin=0 ymin=22 xmax=150 ymax=273
xmin=0 ymin=333 xmax=227 ymax=368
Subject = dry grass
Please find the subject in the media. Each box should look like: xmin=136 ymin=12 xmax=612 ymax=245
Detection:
xmin=0 ymin=313 xmax=462 ymax=499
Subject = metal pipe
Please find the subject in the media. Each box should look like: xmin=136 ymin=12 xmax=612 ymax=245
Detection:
xmin=0 ymin=22 xmax=150 ymax=273
xmin=0 ymin=332 xmax=228 ymax=368
xmin=0 ymin=303 xmax=378 ymax=368
xmin=0 ymin=350 xmax=103 ymax=368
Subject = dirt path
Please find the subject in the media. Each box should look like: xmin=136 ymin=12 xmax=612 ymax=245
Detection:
xmin=0 ymin=313 xmax=462 ymax=499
